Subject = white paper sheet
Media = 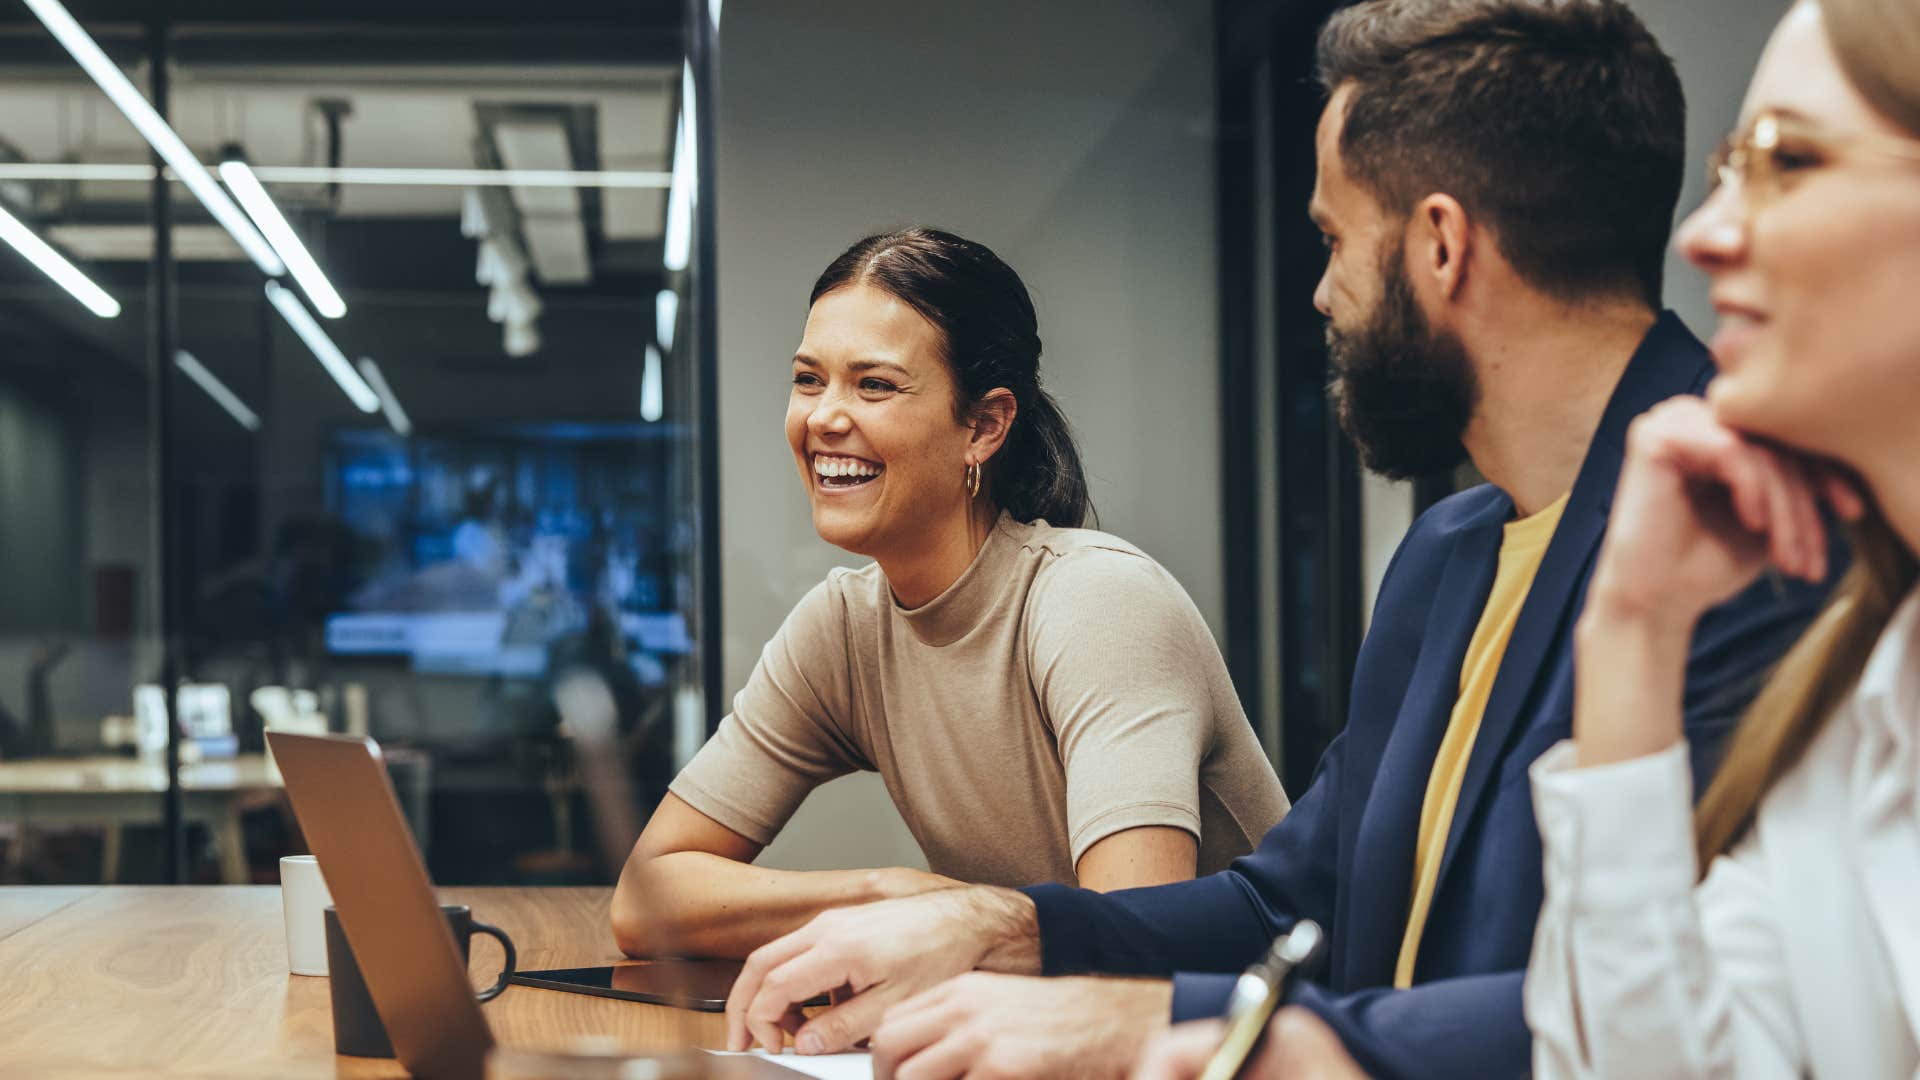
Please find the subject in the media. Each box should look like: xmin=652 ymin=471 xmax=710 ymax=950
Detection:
xmin=709 ymin=1048 xmax=874 ymax=1080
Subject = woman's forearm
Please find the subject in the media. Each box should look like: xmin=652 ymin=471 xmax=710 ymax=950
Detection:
xmin=610 ymin=851 xmax=950 ymax=958
xmin=1571 ymin=589 xmax=1698 ymax=768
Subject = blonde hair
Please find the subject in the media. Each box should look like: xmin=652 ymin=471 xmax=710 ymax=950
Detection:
xmin=1692 ymin=0 xmax=1920 ymax=866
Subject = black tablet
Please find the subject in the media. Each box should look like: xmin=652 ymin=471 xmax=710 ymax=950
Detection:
xmin=508 ymin=959 xmax=831 ymax=1012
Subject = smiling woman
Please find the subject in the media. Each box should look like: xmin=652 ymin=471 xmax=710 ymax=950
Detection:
xmin=608 ymin=227 xmax=1289 ymax=961
xmin=1526 ymin=2 xmax=1920 ymax=1076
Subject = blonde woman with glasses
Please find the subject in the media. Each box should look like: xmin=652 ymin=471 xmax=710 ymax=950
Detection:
xmin=1525 ymin=1 xmax=1920 ymax=1076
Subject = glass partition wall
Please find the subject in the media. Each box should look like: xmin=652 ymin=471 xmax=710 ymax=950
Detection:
xmin=0 ymin=22 xmax=159 ymax=884
xmin=0 ymin=1 xmax=716 ymax=887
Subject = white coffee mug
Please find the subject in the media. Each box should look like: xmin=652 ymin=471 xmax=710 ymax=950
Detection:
xmin=281 ymin=855 xmax=334 ymax=976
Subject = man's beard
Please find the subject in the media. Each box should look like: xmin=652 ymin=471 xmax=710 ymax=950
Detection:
xmin=1325 ymin=252 xmax=1478 ymax=481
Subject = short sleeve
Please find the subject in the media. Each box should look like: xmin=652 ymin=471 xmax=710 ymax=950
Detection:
xmin=668 ymin=578 xmax=866 ymax=844
xmin=1025 ymin=549 xmax=1216 ymax=867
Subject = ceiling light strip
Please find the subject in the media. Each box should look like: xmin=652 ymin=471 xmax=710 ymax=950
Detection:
xmin=355 ymin=357 xmax=412 ymax=437
xmin=173 ymin=350 xmax=260 ymax=431
xmin=655 ymin=289 xmax=678 ymax=352
xmin=264 ymin=281 xmax=378 ymax=413
xmin=641 ymin=345 xmax=664 ymax=422
xmin=248 ymin=166 xmax=670 ymax=188
xmin=220 ymin=160 xmax=346 ymax=318
xmin=662 ymin=63 xmax=696 ymax=272
xmin=0 ymin=162 xmax=670 ymax=189
xmin=24 ymin=0 xmax=285 ymax=277
xmin=0 ymin=201 xmax=119 ymax=317
xmin=0 ymin=163 xmax=154 ymax=181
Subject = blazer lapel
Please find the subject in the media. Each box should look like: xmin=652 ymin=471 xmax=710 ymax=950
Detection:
xmin=1342 ymin=497 xmax=1506 ymax=984
xmin=1434 ymin=312 xmax=1715 ymax=888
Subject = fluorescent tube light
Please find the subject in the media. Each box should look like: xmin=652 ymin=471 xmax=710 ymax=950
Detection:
xmin=0 ymin=202 xmax=119 ymax=317
xmin=663 ymin=63 xmax=696 ymax=272
xmin=173 ymin=350 xmax=260 ymax=432
xmin=0 ymin=163 xmax=670 ymax=189
xmin=23 ymin=0 xmax=285 ymax=277
xmin=248 ymin=166 xmax=668 ymax=188
xmin=641 ymin=345 xmax=664 ymax=422
xmin=0 ymin=162 xmax=152 ymax=182
xmin=264 ymin=281 xmax=378 ymax=413
xmin=356 ymin=358 xmax=412 ymax=437
xmin=656 ymin=289 xmax=679 ymax=352
xmin=220 ymin=159 xmax=345 ymax=318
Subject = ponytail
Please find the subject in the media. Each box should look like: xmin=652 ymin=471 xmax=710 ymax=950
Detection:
xmin=993 ymin=387 xmax=1091 ymax=528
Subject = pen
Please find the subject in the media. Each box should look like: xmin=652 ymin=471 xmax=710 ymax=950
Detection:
xmin=1195 ymin=920 xmax=1327 ymax=1080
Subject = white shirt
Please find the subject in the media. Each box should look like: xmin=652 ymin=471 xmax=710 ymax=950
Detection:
xmin=1525 ymin=587 xmax=1920 ymax=1079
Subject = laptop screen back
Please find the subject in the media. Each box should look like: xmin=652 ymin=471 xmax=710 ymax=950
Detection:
xmin=269 ymin=731 xmax=494 ymax=1079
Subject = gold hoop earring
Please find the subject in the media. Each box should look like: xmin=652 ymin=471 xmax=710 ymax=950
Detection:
xmin=965 ymin=462 xmax=981 ymax=499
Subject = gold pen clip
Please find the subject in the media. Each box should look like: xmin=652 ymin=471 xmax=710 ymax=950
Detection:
xmin=1196 ymin=920 xmax=1327 ymax=1080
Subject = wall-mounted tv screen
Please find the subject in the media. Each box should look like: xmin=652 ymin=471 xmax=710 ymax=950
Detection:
xmin=322 ymin=423 xmax=692 ymax=682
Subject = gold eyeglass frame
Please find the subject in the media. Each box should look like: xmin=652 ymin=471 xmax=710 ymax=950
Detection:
xmin=1708 ymin=108 xmax=1920 ymax=205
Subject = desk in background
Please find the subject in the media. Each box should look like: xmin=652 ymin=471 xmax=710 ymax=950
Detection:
xmin=0 ymin=754 xmax=280 ymax=883
xmin=0 ymin=885 xmax=725 ymax=1078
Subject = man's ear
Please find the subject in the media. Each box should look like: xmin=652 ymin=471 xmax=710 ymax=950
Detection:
xmin=1410 ymin=193 xmax=1472 ymax=301
xmin=968 ymin=388 xmax=1018 ymax=464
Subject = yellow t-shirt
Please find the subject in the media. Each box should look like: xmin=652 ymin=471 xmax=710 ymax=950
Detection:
xmin=1393 ymin=492 xmax=1568 ymax=989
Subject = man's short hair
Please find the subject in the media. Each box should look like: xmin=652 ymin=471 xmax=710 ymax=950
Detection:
xmin=1317 ymin=0 xmax=1686 ymax=307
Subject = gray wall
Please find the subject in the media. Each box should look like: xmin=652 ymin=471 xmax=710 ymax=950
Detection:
xmin=1634 ymin=0 xmax=1791 ymax=335
xmin=714 ymin=0 xmax=1220 ymax=870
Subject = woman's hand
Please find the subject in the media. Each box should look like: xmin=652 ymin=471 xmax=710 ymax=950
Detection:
xmin=869 ymin=867 xmax=963 ymax=900
xmin=1588 ymin=397 xmax=1858 ymax=630
xmin=1131 ymin=1010 xmax=1368 ymax=1080
xmin=1572 ymin=396 xmax=1862 ymax=767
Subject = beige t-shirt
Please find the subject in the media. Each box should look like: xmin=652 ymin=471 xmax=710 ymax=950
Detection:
xmin=670 ymin=514 xmax=1289 ymax=886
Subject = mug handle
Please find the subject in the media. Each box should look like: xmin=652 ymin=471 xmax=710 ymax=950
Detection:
xmin=470 ymin=919 xmax=517 ymax=1003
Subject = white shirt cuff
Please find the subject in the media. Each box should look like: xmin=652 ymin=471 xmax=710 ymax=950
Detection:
xmin=1530 ymin=740 xmax=1699 ymax=913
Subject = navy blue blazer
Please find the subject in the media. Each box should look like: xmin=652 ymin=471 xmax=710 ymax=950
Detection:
xmin=1023 ymin=314 xmax=1839 ymax=1079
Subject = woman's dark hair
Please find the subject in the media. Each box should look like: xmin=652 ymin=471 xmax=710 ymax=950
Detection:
xmin=809 ymin=227 xmax=1093 ymax=528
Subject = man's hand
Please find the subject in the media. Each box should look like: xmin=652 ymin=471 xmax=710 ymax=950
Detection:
xmin=1131 ymin=1010 xmax=1368 ymax=1080
xmin=872 ymin=973 xmax=1171 ymax=1080
xmin=725 ymin=886 xmax=1040 ymax=1055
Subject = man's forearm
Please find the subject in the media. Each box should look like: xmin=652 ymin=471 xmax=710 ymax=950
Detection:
xmin=1022 ymin=873 xmax=1278 ymax=978
xmin=970 ymin=886 xmax=1045 ymax=975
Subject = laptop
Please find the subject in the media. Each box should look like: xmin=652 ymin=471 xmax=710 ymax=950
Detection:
xmin=268 ymin=731 xmax=808 ymax=1080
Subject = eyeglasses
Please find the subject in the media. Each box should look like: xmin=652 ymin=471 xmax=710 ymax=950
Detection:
xmin=1708 ymin=108 xmax=1920 ymax=208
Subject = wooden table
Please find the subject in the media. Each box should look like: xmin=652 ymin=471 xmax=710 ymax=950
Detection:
xmin=0 ymin=755 xmax=281 ymax=883
xmin=0 ymin=886 xmax=726 ymax=1078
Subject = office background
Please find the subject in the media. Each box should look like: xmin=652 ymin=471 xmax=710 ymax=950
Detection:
xmin=0 ymin=0 xmax=1786 ymax=885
